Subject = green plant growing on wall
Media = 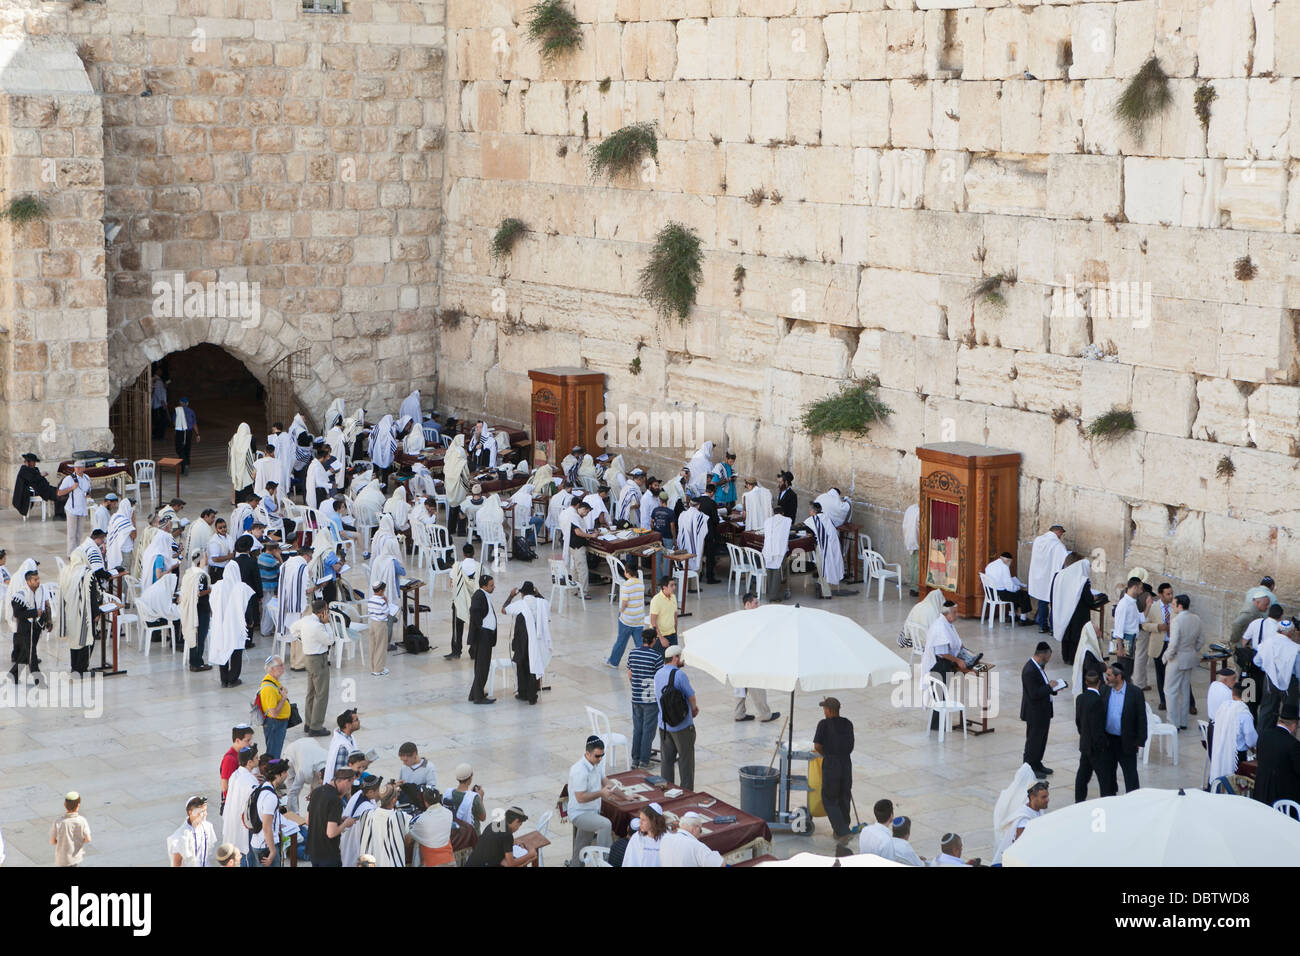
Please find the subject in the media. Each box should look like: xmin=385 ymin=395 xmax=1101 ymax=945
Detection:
xmin=439 ymin=307 xmax=465 ymax=329
xmin=1086 ymin=406 xmax=1136 ymax=441
xmin=589 ymin=122 xmax=657 ymax=182
xmin=598 ymin=77 xmax=611 ymax=93
xmin=0 ymin=194 xmax=50 ymax=226
xmin=969 ymin=272 xmax=1015 ymax=307
xmin=526 ymin=0 xmax=583 ymax=63
xmin=638 ymin=222 xmax=703 ymax=323
xmin=1194 ymin=82 xmax=1217 ymax=134
xmin=490 ymin=218 xmax=528 ymax=261
xmin=628 ymin=355 xmax=642 ymax=376
xmin=732 ymin=264 xmax=746 ymax=296
xmin=800 ymin=375 xmax=893 ymax=438
xmin=1113 ymin=57 xmax=1172 ymax=138
xmin=1216 ymin=455 xmax=1235 ymax=479
xmin=1234 ymin=256 xmax=1257 ymax=281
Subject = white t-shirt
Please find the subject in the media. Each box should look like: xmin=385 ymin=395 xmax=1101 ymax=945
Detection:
xmin=568 ymin=757 xmax=603 ymax=818
xmin=249 ymin=786 xmax=282 ymax=851
xmin=59 ymin=474 xmax=90 ymax=516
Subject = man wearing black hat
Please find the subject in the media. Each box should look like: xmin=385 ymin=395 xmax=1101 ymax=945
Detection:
xmin=776 ymin=471 xmax=797 ymax=520
xmin=1021 ymin=641 xmax=1064 ymax=780
xmin=11 ymin=453 xmax=63 ymax=519
xmin=1253 ymin=701 xmax=1300 ymax=807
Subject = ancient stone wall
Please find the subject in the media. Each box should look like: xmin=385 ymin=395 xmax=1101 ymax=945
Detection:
xmin=0 ymin=0 xmax=446 ymax=483
xmin=439 ymin=0 xmax=1300 ymax=631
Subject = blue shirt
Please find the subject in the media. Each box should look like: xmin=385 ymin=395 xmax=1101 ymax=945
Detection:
xmin=1105 ymin=683 xmax=1126 ymax=736
xmin=653 ymin=664 xmax=695 ymax=732
xmin=712 ymin=463 xmax=736 ymax=505
xmin=628 ymin=645 xmax=663 ymax=704
xmin=319 ymin=553 xmax=340 ymax=582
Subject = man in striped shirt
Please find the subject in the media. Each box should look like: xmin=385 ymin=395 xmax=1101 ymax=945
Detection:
xmin=606 ymin=562 xmax=646 ymax=668
xmin=626 ymin=629 xmax=663 ymax=769
xmin=367 ymin=581 xmax=399 ymax=677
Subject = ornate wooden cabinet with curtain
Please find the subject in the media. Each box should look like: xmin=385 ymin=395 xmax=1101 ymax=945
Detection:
xmin=916 ymin=442 xmax=1021 ymax=617
xmin=528 ymin=367 xmax=605 ymax=466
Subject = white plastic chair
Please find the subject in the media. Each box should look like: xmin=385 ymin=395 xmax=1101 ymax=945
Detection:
xmin=549 ymin=559 xmax=583 ymax=614
xmin=1198 ymin=720 xmax=1210 ymax=785
xmin=133 ymin=459 xmax=157 ymax=507
xmin=905 ymin=621 xmax=927 ymax=666
xmin=724 ymin=542 xmax=749 ymax=595
xmin=742 ymin=547 xmax=766 ymax=598
xmin=1272 ymin=799 xmax=1300 ymax=820
xmin=604 ymin=555 xmax=627 ymax=604
xmin=328 ymin=607 xmax=359 ymax=668
xmin=55 ymin=556 xmax=66 ymax=573
xmin=978 ymin=572 xmax=1014 ymax=626
xmin=676 ymin=563 xmax=700 ymax=598
xmin=579 ymin=844 xmax=611 ymax=867
xmin=440 ymin=434 xmax=452 ymax=448
xmin=856 ymin=532 xmax=872 ymax=571
xmin=487 ymin=657 xmax=514 ymax=696
xmin=477 ymin=512 xmax=508 ymax=568
xmin=271 ymin=626 xmax=294 ymax=665
xmin=863 ymin=549 xmax=902 ymax=601
xmin=22 ymin=490 xmax=48 ymax=522
xmin=425 ymin=523 xmax=455 ymax=591
xmin=422 ymin=426 xmax=438 ymax=445
xmin=923 ymin=673 xmax=967 ymax=742
xmin=1141 ymin=704 xmax=1178 ymax=765
xmin=533 ymin=810 xmax=555 ymax=867
xmin=141 ymin=619 xmax=176 ymax=656
xmin=586 ymin=705 xmax=631 ymax=772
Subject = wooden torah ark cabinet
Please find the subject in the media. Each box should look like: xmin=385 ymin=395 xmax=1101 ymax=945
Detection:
xmin=528 ymin=367 xmax=606 ymax=464
xmin=915 ymin=442 xmax=1021 ymax=618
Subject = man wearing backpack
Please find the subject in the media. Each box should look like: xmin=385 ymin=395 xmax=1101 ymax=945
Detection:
xmin=256 ymin=656 xmax=291 ymax=758
xmin=247 ymin=758 xmax=303 ymax=867
xmin=653 ymin=646 xmax=699 ymax=790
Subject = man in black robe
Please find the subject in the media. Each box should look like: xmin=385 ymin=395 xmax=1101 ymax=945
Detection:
xmin=12 ymin=453 xmax=63 ymax=519
xmin=467 ymin=575 xmax=498 ymax=704
xmin=508 ymin=581 xmax=541 ymax=704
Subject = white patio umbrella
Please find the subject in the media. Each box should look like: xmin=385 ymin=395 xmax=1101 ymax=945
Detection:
xmin=682 ymin=603 xmax=910 ymax=764
xmin=1003 ymin=788 xmax=1300 ymax=867
xmin=756 ymin=852 xmax=903 ymax=867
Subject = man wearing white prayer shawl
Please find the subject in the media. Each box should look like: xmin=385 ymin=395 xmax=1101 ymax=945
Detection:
xmin=576 ymin=454 xmax=599 ymax=494
xmin=383 ymin=485 xmax=411 ymax=531
xmin=324 ymin=397 xmax=346 ymax=432
xmin=760 ymin=513 xmax=793 ymax=602
xmin=504 ymin=582 xmax=551 ymax=704
xmin=1027 ymin=525 xmax=1067 ymax=632
xmin=476 ymin=493 xmax=508 ymax=562
xmin=270 ymin=427 xmax=295 ymax=496
xmin=992 ymin=774 xmax=1049 ymax=865
xmin=325 ymin=424 xmax=348 ymax=473
xmin=179 ymin=554 xmax=209 ymax=670
xmin=509 ymin=482 xmax=543 ymax=544
xmin=560 ymin=447 xmax=580 ymax=484
xmin=8 ymin=559 xmax=50 ymax=682
xmin=228 ymin=502 xmax=255 ymax=539
xmin=341 ymin=778 xmax=378 ymax=869
xmin=468 ymin=421 xmax=498 ymax=471
xmin=106 ymin=498 xmax=136 ymax=570
xmin=142 ymin=527 xmax=180 ymax=585
xmin=803 ymin=503 xmax=844 ymax=599
xmin=686 ymin=442 xmax=714 ymax=497
xmin=1048 ymin=554 xmax=1095 ymax=665
xmin=443 ymin=434 xmax=470 ymax=535
xmin=409 ymin=462 xmax=437 ymax=501
xmin=920 ymin=601 xmax=979 ymax=714
xmin=137 ymin=572 xmax=179 ymax=634
xmin=676 ymin=499 xmax=709 ymax=573
xmin=558 ymin=501 xmax=593 ymax=595
xmin=902 ymin=503 xmax=920 ymax=594
xmin=813 ymin=488 xmax=851 ymax=527
xmin=582 ymin=490 xmax=610 ymax=531
xmin=741 ymin=479 xmax=773 ymax=532
xmin=208 ymin=571 xmax=253 ymax=688
xmin=659 ymin=813 xmax=724 ymax=867
xmin=222 ymin=748 xmax=258 ymax=854
xmin=547 ymin=483 xmax=574 ymax=544
xmin=606 ymin=454 xmax=627 ymax=497
xmin=399 ymin=390 xmax=421 ymax=430
xmin=228 ymin=422 xmax=256 ymax=503
xmin=1070 ymin=621 xmax=1106 ymax=696
xmin=75 ymin=533 xmax=106 ymax=574
xmin=1255 ymin=620 xmax=1300 ymax=733
xmin=983 ymin=552 xmax=1033 ymax=623
xmin=305 ymin=451 xmax=333 ymax=511
xmin=368 ymin=413 xmax=398 ymax=476
xmin=275 ymin=550 xmax=312 ymax=669
xmin=615 ymin=473 xmax=643 ymax=524
xmin=446 ymin=543 xmax=480 ymax=659
xmin=353 ymin=480 xmax=387 ymax=547
xmin=58 ymin=550 xmax=102 ymax=675
xmin=252 ymin=444 xmax=279 ymax=500
xmin=1209 ymin=684 xmax=1257 ymax=783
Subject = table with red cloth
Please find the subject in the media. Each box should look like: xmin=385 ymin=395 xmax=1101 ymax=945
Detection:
xmin=586 ymin=529 xmax=662 ymax=560
xmin=559 ymin=769 xmax=772 ymax=858
xmin=57 ymin=459 xmax=132 ymax=498
xmin=721 ymin=521 xmax=816 ymax=556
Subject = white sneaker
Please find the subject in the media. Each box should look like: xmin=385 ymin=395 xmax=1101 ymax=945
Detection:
xmin=371 ymin=669 xmax=389 ymax=677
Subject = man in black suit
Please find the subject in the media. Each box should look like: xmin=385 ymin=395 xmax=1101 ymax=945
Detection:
xmin=776 ymin=471 xmax=797 ymax=520
xmin=1021 ymin=641 xmax=1060 ymax=779
xmin=1253 ymin=701 xmax=1300 ymax=807
xmin=696 ymin=492 xmax=722 ymax=584
xmin=1074 ymin=669 xmax=1108 ymax=802
xmin=1099 ymin=662 xmax=1146 ymax=795
xmin=467 ymin=574 xmax=498 ymax=704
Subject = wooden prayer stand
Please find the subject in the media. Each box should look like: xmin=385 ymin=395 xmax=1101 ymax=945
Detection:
xmin=91 ymin=604 xmax=127 ymax=677
xmin=528 ymin=367 xmax=606 ymax=465
xmin=400 ymin=579 xmax=424 ymax=632
xmin=964 ymin=663 xmax=995 ymax=735
xmin=157 ymin=456 xmax=184 ymax=497
xmin=667 ymin=551 xmax=695 ymax=618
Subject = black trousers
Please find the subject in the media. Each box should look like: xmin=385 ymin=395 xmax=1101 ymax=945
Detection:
xmin=220 ymin=649 xmax=243 ymax=686
xmin=174 ymin=431 xmax=192 ymax=471
xmin=189 ymin=605 xmax=210 ymax=668
xmin=998 ymin=589 xmax=1032 ymax=615
xmin=1100 ymin=734 xmax=1139 ymax=796
xmin=468 ymin=635 xmax=495 ymax=701
xmin=821 ymin=754 xmax=853 ymax=837
xmin=929 ymin=660 xmax=957 ymax=730
xmin=450 ymin=611 xmax=464 ymax=656
xmin=1154 ymin=643 xmax=1168 ymax=706
xmin=1075 ymin=747 xmax=1106 ymax=802
xmin=70 ymin=645 xmax=92 ymax=674
xmin=1023 ymin=717 xmax=1050 ymax=769
xmin=9 ymin=629 xmax=41 ymax=677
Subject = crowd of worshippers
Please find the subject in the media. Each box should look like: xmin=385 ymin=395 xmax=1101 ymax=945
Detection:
xmin=157 ymin=714 xmax=542 ymax=867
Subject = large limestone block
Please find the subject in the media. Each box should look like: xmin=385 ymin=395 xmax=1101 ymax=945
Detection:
xmin=1053 ymin=419 xmax=1146 ymax=499
xmin=1219 ymin=160 xmax=1287 ymax=231
xmin=1140 ymin=433 xmax=1229 ymax=514
xmin=1196 ymin=0 xmax=1255 ymax=79
xmin=1047 ymin=155 xmax=1121 ymax=220
xmin=888 ymin=79 xmax=933 ymax=149
xmin=883 ymin=11 xmax=926 ymax=77
xmin=706 ymin=17 xmax=740 ymax=79
xmin=923 ymin=149 xmax=970 ymax=213
xmin=1246 ymin=384 xmax=1300 ymax=455
xmin=751 ymin=80 xmax=789 ymax=143
xmin=956 ymin=8 xmax=986 ymax=81
xmin=982 ymin=8 xmax=1029 ymax=80
xmin=670 ymin=357 xmax=765 ymax=419
xmin=1079 ymin=358 xmax=1133 ymax=423
xmin=1131 ymin=367 xmax=1196 ymax=438
xmin=861 ymin=387 xmax=925 ymax=456
xmin=1245 ymin=78 xmax=1290 ymax=160
xmin=1219 ymin=304 xmax=1295 ymax=382
xmin=1069 ymin=4 xmax=1115 ymax=79
xmin=955 ymin=344 xmax=1016 ymax=407
xmin=1223 ymin=447 xmax=1300 ymax=527
xmin=1012 ymin=351 xmax=1084 ymax=416
xmin=1201 ymin=513 xmax=1278 ymax=594
xmin=822 ymin=83 xmax=853 ymax=146
xmin=964 ymin=154 xmax=1047 ymax=215
xmin=923 ymin=396 xmax=988 ymax=447
xmin=1037 ymin=80 xmax=1085 ymax=154
xmin=674 ymin=18 xmax=709 ymax=80
xmin=1278 ymin=0 xmax=1300 ymax=77
xmin=1156 ymin=80 xmax=1207 ymax=159
xmin=823 ymin=13 xmax=860 ymax=81
xmin=957 ymin=81 xmax=1002 ymax=151
xmin=771 ymin=326 xmax=856 ymax=379
xmin=764 ymin=367 xmax=839 ymax=430
xmin=1123 ymin=157 xmax=1184 ymax=225
xmin=767 ymin=19 xmax=828 ymax=80
xmin=859 ymin=268 xmax=948 ymax=337
xmin=986 ymin=405 xmax=1055 ymax=481
xmin=999 ymin=80 xmax=1043 ymax=154
xmin=850 ymin=81 xmax=891 ymax=147
xmin=1025 ymin=5 xmax=1071 ymax=81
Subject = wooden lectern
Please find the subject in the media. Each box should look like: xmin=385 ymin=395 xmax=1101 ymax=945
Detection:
xmin=916 ymin=442 xmax=1021 ymax=618
xmin=528 ymin=367 xmax=606 ymax=466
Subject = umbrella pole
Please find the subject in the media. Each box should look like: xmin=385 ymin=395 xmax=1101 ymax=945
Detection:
xmin=767 ymin=712 xmax=791 ymax=770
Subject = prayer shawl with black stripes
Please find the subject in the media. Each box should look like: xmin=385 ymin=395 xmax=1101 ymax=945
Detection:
xmin=58 ymin=550 xmax=97 ymax=652
xmin=275 ymin=555 xmax=311 ymax=636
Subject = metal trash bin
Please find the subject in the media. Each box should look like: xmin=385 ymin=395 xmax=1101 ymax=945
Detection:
xmin=739 ymin=765 xmax=780 ymax=822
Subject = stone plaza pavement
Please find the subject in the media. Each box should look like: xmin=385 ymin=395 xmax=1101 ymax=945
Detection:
xmin=0 ymin=464 xmax=1216 ymax=866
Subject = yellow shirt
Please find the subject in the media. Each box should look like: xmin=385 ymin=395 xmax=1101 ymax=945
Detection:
xmin=649 ymin=592 xmax=678 ymax=636
xmin=259 ymin=674 xmax=291 ymax=720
